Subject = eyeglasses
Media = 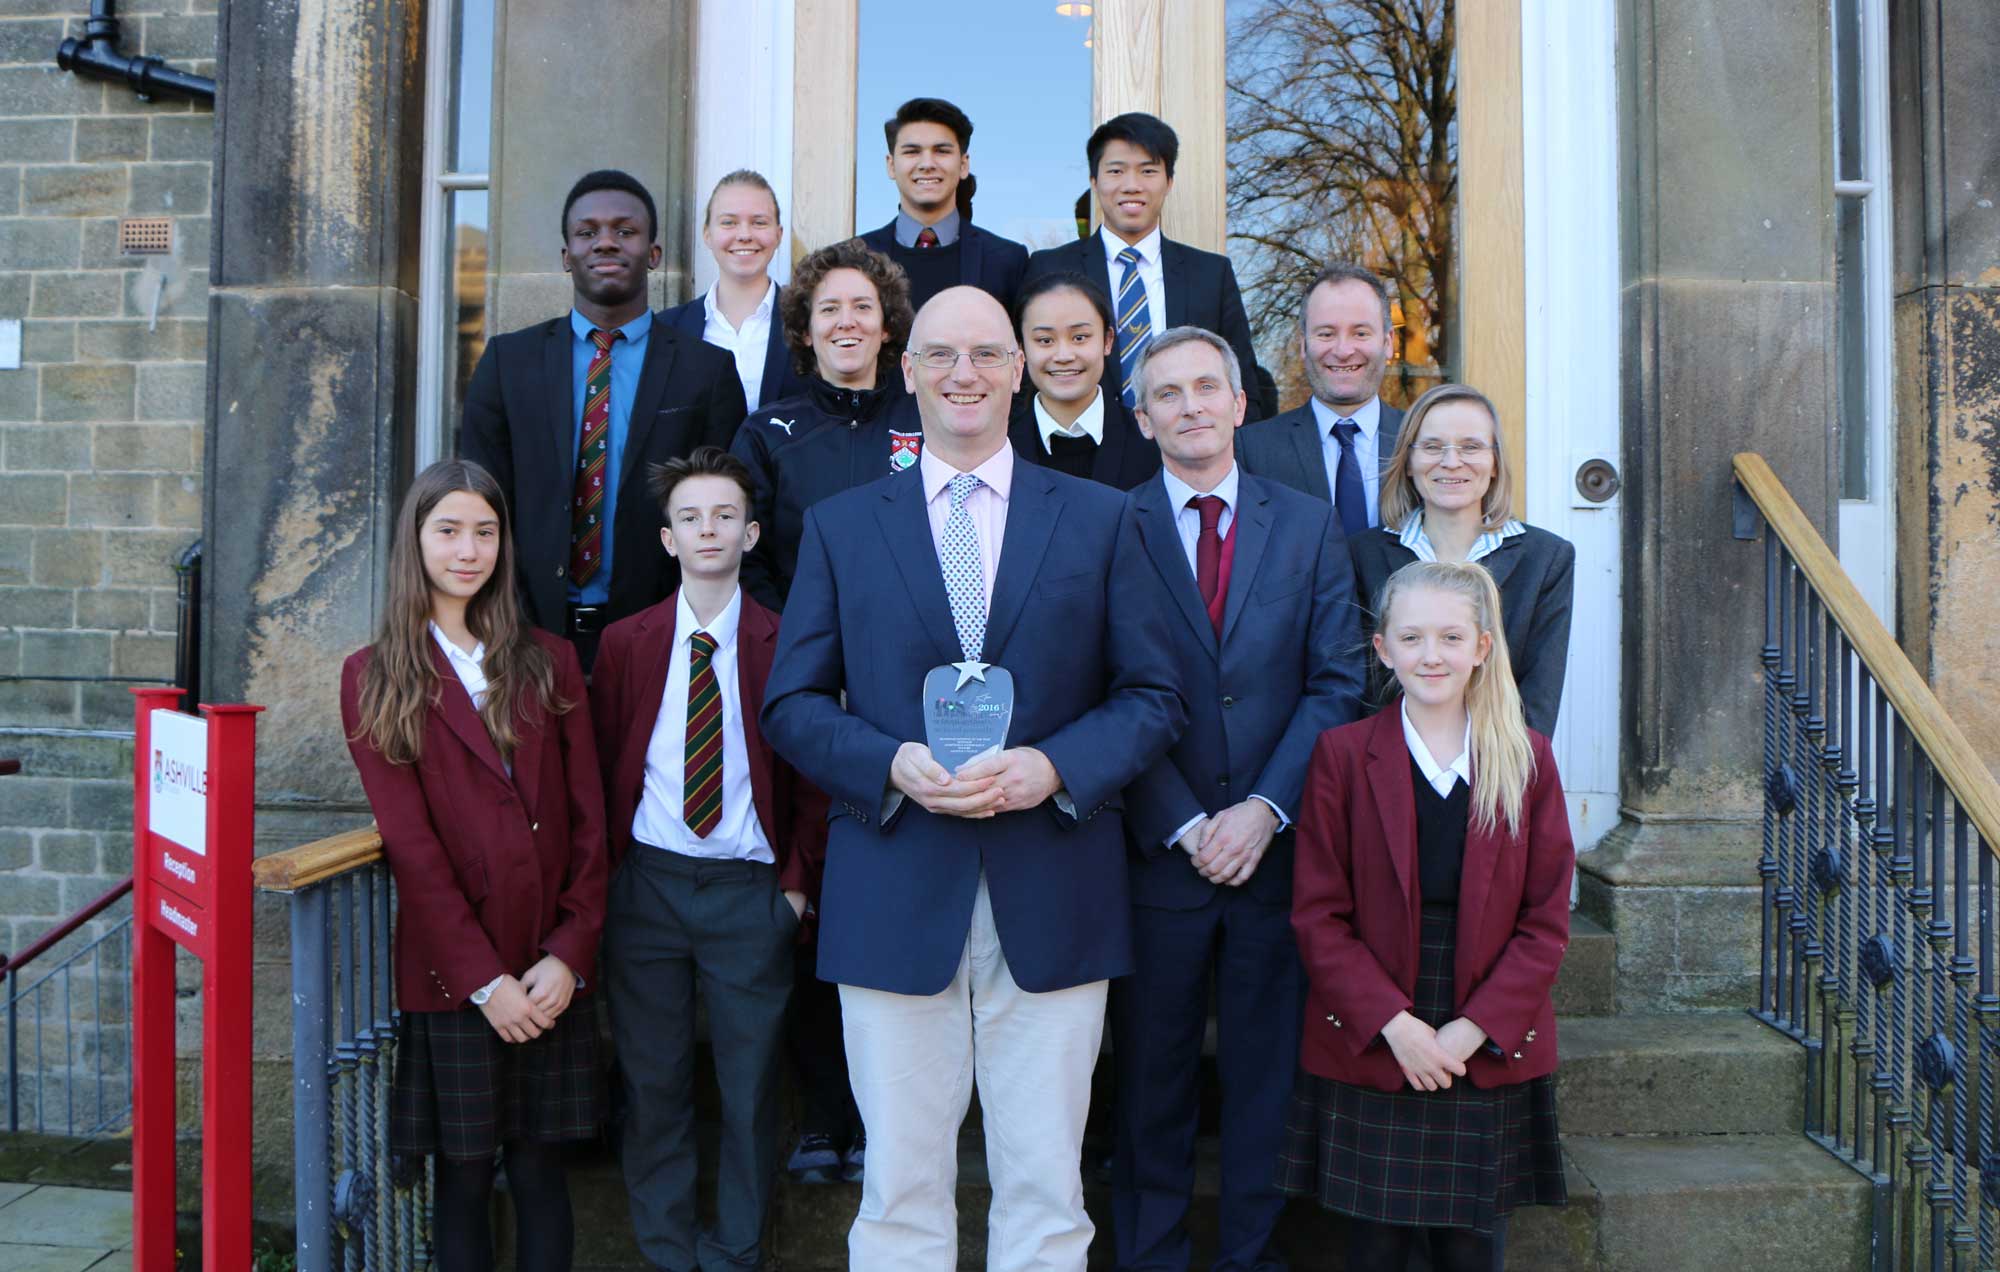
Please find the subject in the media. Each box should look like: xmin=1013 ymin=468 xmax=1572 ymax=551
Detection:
xmin=913 ymin=346 xmax=1017 ymax=370
xmin=1410 ymin=440 xmax=1493 ymax=462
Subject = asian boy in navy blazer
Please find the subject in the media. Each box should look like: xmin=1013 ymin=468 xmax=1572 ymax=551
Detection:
xmin=1236 ymin=262 xmax=1404 ymax=536
xmin=1113 ymin=328 xmax=1364 ymax=1272
xmin=858 ymin=97 xmax=1029 ymax=315
xmin=1024 ymin=113 xmax=1274 ymax=422
xmin=762 ymin=287 xmax=1185 ymax=1271
xmin=460 ymin=170 xmax=748 ymax=670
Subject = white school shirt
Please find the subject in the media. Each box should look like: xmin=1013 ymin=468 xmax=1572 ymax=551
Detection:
xmin=1402 ymin=699 xmax=1473 ymax=797
xmin=1101 ymin=225 xmax=1168 ymax=342
xmin=631 ymin=588 xmax=773 ymax=863
xmin=701 ymin=280 xmax=778 ymax=412
xmin=1033 ymin=386 xmax=1107 ymax=451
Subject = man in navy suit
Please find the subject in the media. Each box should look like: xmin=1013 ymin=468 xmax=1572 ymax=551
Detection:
xmin=1024 ymin=113 xmax=1274 ymax=422
xmin=1235 ymin=262 xmax=1404 ymax=534
xmin=858 ymin=97 xmax=1030 ymax=315
xmin=1115 ymin=327 xmax=1364 ymax=1272
xmin=762 ymin=286 xmax=1185 ymax=1271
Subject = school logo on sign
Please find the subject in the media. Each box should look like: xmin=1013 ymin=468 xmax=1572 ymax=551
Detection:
xmin=890 ymin=431 xmax=921 ymax=472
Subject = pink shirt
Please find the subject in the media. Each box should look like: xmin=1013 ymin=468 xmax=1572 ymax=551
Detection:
xmin=919 ymin=442 xmax=1013 ymax=610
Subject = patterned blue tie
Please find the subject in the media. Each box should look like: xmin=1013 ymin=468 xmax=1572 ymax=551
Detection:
xmin=1115 ymin=246 xmax=1153 ymax=410
xmin=940 ymin=473 xmax=987 ymax=659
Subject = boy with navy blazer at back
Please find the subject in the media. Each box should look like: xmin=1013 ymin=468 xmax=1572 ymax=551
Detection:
xmin=858 ymin=97 xmax=1030 ymax=315
xmin=588 ymin=447 xmax=825 ymax=1272
xmin=1115 ymin=327 xmax=1364 ymax=1271
xmin=1025 ymin=113 xmax=1275 ymax=423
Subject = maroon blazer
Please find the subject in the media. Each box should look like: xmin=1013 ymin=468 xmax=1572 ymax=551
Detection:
xmin=1292 ymin=709 xmax=1573 ymax=1091
xmin=339 ymin=630 xmax=609 ymax=1013
xmin=587 ymin=590 xmax=826 ymax=904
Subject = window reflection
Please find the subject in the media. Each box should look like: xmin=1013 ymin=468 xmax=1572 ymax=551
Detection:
xmin=449 ymin=0 xmax=494 ymax=175
xmin=853 ymin=0 xmax=1092 ymax=250
xmin=449 ymin=191 xmax=489 ymax=429
xmin=1226 ymin=0 xmax=1457 ymax=410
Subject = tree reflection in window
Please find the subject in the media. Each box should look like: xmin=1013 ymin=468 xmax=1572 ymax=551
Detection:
xmin=1227 ymin=0 xmax=1456 ymax=410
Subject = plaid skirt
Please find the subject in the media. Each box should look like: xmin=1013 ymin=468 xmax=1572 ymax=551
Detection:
xmin=389 ymin=1002 xmax=604 ymax=1163
xmin=1276 ymin=905 xmax=1565 ymax=1234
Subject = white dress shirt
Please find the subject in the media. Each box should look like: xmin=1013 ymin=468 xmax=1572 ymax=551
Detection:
xmin=630 ymin=588 xmax=774 ymax=863
xmin=1310 ymin=394 xmax=1385 ymax=528
xmin=1033 ymin=387 xmax=1107 ymax=452
xmin=1101 ymin=226 xmax=1168 ymax=340
xmin=701 ymin=280 xmax=777 ymax=412
xmin=1402 ymin=699 xmax=1473 ymax=797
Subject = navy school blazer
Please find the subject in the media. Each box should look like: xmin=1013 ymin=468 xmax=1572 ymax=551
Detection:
xmin=760 ymin=455 xmax=1187 ymax=996
xmin=339 ymin=631 xmax=608 ymax=1012
xmin=1006 ymin=391 xmax=1162 ymax=492
xmin=659 ymin=288 xmax=812 ymax=411
xmin=1121 ymin=471 xmax=1366 ymax=909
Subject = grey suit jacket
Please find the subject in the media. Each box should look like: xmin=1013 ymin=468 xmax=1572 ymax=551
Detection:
xmin=1235 ymin=400 xmax=1405 ymax=525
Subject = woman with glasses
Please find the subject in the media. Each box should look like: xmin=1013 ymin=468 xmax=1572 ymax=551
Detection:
xmin=1349 ymin=383 xmax=1575 ymax=735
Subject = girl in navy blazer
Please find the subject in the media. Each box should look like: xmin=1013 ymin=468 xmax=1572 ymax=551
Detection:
xmin=341 ymin=458 xmax=608 ymax=1272
xmin=1283 ymin=561 xmax=1572 ymax=1271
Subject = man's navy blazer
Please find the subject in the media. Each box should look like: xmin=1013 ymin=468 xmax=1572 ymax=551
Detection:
xmin=1122 ymin=471 xmax=1365 ymax=910
xmin=761 ymin=454 xmax=1187 ymax=996
xmin=1024 ymin=229 xmax=1274 ymax=421
xmin=658 ymin=288 xmax=811 ymax=410
xmin=1006 ymin=392 xmax=1161 ymax=492
xmin=857 ymin=220 xmax=1030 ymax=314
xmin=459 ymin=312 xmax=748 ymax=630
xmin=1235 ymin=400 xmax=1405 ymax=513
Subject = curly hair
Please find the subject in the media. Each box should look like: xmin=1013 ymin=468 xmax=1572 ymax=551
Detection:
xmin=780 ymin=239 xmax=914 ymax=384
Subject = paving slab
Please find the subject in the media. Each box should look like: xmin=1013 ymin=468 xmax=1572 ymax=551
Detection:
xmin=0 ymin=1179 xmax=38 ymax=1209
xmin=0 ymin=1184 xmax=131 ymax=1249
xmin=1 ymin=1245 xmax=113 ymax=1272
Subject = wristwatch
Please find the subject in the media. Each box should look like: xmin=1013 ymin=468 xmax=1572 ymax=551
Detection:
xmin=470 ymin=975 xmax=505 ymax=1006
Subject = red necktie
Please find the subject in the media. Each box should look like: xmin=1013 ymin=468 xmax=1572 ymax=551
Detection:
xmin=684 ymin=630 xmax=723 ymax=838
xmin=915 ymin=227 xmax=940 ymax=249
xmin=1192 ymin=495 xmax=1224 ymax=636
xmin=569 ymin=327 xmax=622 ymax=586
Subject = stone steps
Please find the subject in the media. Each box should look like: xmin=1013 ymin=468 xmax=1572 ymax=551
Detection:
xmin=1553 ymin=1011 xmax=1803 ymax=1135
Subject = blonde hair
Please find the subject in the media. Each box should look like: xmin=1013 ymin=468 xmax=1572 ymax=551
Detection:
xmin=1378 ymin=383 xmax=1514 ymax=532
xmin=1374 ymin=560 xmax=1534 ymax=834
xmin=702 ymin=169 xmax=781 ymax=228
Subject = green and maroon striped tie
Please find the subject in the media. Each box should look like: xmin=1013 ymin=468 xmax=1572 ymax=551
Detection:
xmin=684 ymin=630 xmax=724 ymax=838
xmin=569 ymin=327 xmax=622 ymax=586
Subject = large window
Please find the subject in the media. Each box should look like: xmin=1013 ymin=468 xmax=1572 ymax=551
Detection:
xmin=1225 ymin=0 xmax=1458 ymax=412
xmin=851 ymin=0 xmax=1093 ymax=252
xmin=416 ymin=0 xmax=495 ymax=468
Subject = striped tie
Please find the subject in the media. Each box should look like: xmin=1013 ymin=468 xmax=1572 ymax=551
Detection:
xmin=569 ymin=327 xmax=622 ymax=586
xmin=684 ymin=630 xmax=724 ymax=839
xmin=1115 ymin=245 xmax=1153 ymax=410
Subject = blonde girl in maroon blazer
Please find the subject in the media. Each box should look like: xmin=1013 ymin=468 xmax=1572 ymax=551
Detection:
xmin=1283 ymin=560 xmax=1572 ymax=1271
xmin=341 ymin=458 xmax=608 ymax=1272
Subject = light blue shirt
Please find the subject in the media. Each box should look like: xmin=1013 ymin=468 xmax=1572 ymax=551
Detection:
xmin=1390 ymin=514 xmax=1526 ymax=565
xmin=568 ymin=308 xmax=653 ymax=606
xmin=1309 ymin=394 xmax=1384 ymax=528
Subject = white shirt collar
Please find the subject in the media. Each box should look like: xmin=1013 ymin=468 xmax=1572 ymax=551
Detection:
xmin=1310 ymin=394 xmax=1383 ymax=440
xmin=1401 ymin=699 xmax=1472 ymax=796
xmin=1391 ymin=515 xmax=1526 ymax=565
xmin=428 ymin=621 xmax=485 ymax=668
xmin=920 ymin=441 xmax=1015 ymax=505
xmin=675 ymin=585 xmax=743 ymax=653
xmin=1159 ymin=461 xmax=1240 ymax=517
xmin=701 ymin=279 xmax=776 ymax=332
xmin=1033 ymin=387 xmax=1106 ymax=449
xmin=1102 ymin=224 xmax=1164 ymax=268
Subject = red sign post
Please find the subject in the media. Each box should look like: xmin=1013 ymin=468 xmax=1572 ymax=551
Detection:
xmin=130 ymin=688 xmax=262 ymax=1272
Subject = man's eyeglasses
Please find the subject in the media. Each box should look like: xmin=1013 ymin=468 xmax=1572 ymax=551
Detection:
xmin=913 ymin=346 xmax=1017 ymax=370
xmin=1410 ymin=440 xmax=1493 ymax=462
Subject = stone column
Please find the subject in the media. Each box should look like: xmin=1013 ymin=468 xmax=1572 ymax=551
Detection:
xmin=1889 ymin=1 xmax=2000 ymax=768
xmin=486 ymin=0 xmax=694 ymax=334
xmin=200 ymin=0 xmax=428 ymax=1218
xmin=1588 ymin=0 xmax=1839 ymax=1009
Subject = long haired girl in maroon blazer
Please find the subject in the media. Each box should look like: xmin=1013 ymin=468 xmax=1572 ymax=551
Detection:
xmin=340 ymin=458 xmax=608 ymax=1272
xmin=1281 ymin=561 xmax=1572 ymax=1271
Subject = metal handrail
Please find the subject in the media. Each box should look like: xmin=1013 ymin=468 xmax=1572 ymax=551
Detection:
xmin=0 ymin=877 xmax=133 ymax=983
xmin=1732 ymin=451 xmax=2000 ymax=851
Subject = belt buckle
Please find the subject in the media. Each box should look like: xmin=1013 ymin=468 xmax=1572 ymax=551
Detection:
xmin=570 ymin=606 xmax=605 ymax=636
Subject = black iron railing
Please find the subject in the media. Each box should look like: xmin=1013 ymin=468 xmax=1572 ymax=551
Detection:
xmin=256 ymin=825 xmax=432 ymax=1271
xmin=1735 ymin=451 xmax=2000 ymax=1272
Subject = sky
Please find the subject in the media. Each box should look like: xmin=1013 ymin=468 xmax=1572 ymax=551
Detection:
xmin=853 ymin=2 xmax=1095 ymax=250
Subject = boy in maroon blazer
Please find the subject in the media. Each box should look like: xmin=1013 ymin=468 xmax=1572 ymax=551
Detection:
xmin=588 ymin=445 xmax=825 ymax=1272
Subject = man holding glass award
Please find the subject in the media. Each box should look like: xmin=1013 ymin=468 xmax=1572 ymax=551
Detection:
xmin=762 ymin=286 xmax=1186 ymax=1272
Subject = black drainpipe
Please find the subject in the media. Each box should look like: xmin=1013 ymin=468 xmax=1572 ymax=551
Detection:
xmin=56 ymin=0 xmax=216 ymax=104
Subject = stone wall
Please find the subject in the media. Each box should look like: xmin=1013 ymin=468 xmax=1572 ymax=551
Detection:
xmin=0 ymin=2 xmax=214 ymax=1005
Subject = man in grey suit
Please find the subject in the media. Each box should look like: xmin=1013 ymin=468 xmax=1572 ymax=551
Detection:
xmin=1235 ymin=263 xmax=1403 ymax=535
